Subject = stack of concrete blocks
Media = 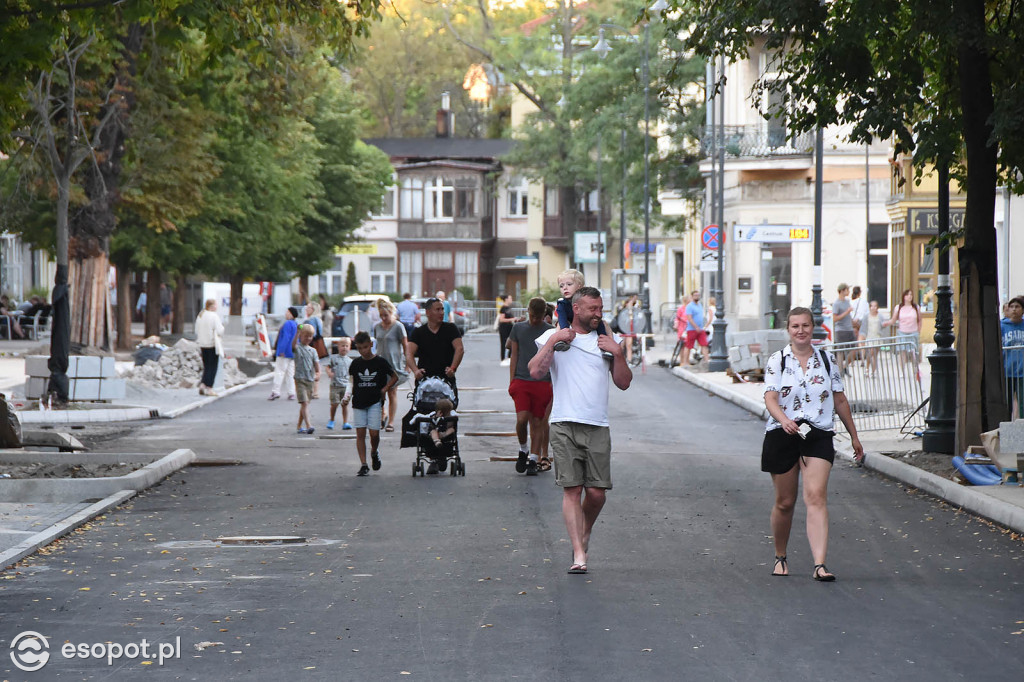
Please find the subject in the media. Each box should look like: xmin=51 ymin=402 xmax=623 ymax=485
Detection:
xmin=24 ymin=356 xmax=126 ymax=402
xmin=726 ymin=330 xmax=789 ymax=374
xmin=998 ymin=420 xmax=1024 ymax=485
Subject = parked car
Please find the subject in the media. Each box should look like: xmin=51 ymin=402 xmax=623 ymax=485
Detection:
xmin=411 ymin=296 xmax=471 ymax=335
xmin=332 ymin=294 xmax=391 ymax=337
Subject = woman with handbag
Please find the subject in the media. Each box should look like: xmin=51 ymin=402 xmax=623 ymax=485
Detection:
xmin=762 ymin=307 xmax=864 ymax=581
xmin=195 ymin=299 xmax=225 ymax=396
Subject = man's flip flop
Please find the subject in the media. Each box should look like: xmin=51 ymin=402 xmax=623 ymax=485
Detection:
xmin=567 ymin=564 xmax=587 ymax=574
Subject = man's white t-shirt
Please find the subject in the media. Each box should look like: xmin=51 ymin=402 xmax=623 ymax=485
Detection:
xmin=536 ymin=328 xmax=620 ymax=427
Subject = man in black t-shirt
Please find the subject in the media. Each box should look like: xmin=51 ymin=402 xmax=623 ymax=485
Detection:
xmin=406 ymin=297 xmax=464 ymax=382
xmin=343 ymin=331 xmax=398 ymax=476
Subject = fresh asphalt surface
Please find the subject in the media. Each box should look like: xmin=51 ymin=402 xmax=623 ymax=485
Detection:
xmin=2 ymin=334 xmax=1023 ymax=681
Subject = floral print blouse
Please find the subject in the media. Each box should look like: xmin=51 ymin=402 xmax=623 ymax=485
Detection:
xmin=763 ymin=344 xmax=844 ymax=433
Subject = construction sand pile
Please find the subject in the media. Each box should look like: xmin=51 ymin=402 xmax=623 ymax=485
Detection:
xmin=120 ymin=338 xmax=250 ymax=390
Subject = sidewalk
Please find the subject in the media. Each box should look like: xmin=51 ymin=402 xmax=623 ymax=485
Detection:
xmin=658 ymin=343 xmax=1024 ymax=534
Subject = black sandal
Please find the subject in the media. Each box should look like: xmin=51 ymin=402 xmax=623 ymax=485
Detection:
xmin=813 ymin=563 xmax=836 ymax=582
xmin=772 ymin=555 xmax=788 ymax=577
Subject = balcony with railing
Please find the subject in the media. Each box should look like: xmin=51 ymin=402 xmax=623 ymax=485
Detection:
xmin=701 ymin=125 xmax=815 ymax=159
xmin=398 ymin=217 xmax=494 ymax=241
xmin=542 ymin=213 xmax=605 ymax=249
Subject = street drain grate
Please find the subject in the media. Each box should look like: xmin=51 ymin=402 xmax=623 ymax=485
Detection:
xmin=218 ymin=536 xmax=306 ymax=545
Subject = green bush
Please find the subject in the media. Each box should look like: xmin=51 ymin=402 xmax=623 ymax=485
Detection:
xmin=455 ymin=285 xmax=476 ymax=301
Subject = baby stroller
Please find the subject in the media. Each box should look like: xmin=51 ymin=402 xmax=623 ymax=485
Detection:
xmin=401 ymin=377 xmax=465 ymax=477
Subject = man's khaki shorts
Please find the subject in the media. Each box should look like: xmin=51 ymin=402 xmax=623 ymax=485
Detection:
xmin=548 ymin=421 xmax=612 ymax=489
xmin=294 ymin=379 xmax=314 ymax=403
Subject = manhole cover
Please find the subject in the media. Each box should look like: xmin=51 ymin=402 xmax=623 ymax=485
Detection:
xmin=217 ymin=536 xmax=307 ymax=545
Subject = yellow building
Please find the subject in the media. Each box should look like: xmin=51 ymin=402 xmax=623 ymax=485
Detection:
xmin=885 ymin=157 xmax=965 ymax=339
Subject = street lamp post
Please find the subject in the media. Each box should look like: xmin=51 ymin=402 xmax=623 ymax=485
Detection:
xmin=923 ymin=161 xmax=956 ymax=453
xmin=811 ymin=127 xmax=826 ymax=341
xmin=707 ymin=54 xmax=729 ymax=371
xmin=593 ymin=0 xmax=666 ymax=337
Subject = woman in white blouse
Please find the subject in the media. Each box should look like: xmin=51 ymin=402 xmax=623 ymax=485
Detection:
xmin=195 ymin=298 xmax=225 ymax=396
xmin=762 ymin=307 xmax=864 ymax=581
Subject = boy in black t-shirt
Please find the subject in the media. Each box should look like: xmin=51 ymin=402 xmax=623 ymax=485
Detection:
xmin=342 ymin=331 xmax=398 ymax=476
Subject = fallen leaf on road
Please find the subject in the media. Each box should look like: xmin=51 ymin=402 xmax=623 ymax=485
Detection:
xmin=642 ymin=649 xmax=652 ymax=653
xmin=481 ymin=624 xmax=493 ymax=628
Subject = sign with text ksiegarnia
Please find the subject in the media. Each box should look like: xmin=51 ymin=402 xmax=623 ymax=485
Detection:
xmin=733 ymin=225 xmax=813 ymax=243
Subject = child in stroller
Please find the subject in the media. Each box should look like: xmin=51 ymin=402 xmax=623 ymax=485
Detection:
xmin=406 ymin=378 xmax=465 ymax=476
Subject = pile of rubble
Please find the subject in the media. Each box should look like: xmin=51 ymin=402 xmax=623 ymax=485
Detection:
xmin=120 ymin=338 xmax=250 ymax=390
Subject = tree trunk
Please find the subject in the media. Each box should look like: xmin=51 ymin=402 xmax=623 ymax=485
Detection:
xmin=229 ymin=273 xmax=244 ymax=316
xmin=298 ymin=275 xmax=309 ymax=306
xmin=172 ymin=273 xmax=186 ymax=335
xmin=68 ymin=238 xmax=111 ymax=350
xmin=115 ymin=264 xmax=132 ymax=350
xmin=145 ymin=269 xmax=161 ymax=338
xmin=954 ymin=0 xmax=1006 ymax=454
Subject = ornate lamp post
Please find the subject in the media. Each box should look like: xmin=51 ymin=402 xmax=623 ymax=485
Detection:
xmin=923 ymin=161 xmax=957 ymax=453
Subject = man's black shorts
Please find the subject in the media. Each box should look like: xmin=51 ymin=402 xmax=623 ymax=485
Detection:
xmin=761 ymin=424 xmax=835 ymax=474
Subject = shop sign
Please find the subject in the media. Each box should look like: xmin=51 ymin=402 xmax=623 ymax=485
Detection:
xmin=907 ymin=208 xmax=965 ymax=235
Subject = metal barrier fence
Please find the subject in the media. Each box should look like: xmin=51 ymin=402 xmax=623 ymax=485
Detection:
xmin=461 ymin=301 xmax=526 ymax=330
xmin=821 ymin=337 xmax=926 ymax=433
xmin=1005 ymin=344 xmax=1024 ymax=420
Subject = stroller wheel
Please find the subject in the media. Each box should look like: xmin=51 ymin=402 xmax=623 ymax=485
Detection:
xmin=449 ymin=461 xmax=457 ymax=476
xmin=412 ymin=462 xmax=418 ymax=477
xmin=459 ymin=461 xmax=466 ymax=476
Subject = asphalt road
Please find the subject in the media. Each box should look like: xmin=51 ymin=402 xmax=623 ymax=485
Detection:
xmin=2 ymin=334 xmax=1023 ymax=681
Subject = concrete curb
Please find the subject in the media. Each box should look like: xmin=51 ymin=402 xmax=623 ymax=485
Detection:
xmin=0 ymin=449 xmax=196 ymax=503
xmin=0 ymin=489 xmax=137 ymax=571
xmin=161 ymin=372 xmax=272 ymax=419
xmin=670 ymin=365 xmax=1024 ymax=534
xmin=671 ymin=366 xmax=770 ymax=420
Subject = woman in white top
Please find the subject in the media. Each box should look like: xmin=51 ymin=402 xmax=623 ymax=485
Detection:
xmin=762 ymin=307 xmax=864 ymax=581
xmin=195 ymin=298 xmax=225 ymax=396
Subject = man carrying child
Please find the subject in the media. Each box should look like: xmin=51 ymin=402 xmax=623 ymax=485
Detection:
xmin=343 ymin=331 xmax=398 ymax=476
xmin=530 ymin=287 xmax=632 ymax=575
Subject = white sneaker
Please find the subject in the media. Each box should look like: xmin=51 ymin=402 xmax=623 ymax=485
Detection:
xmin=500 ymin=359 xmax=510 ymax=367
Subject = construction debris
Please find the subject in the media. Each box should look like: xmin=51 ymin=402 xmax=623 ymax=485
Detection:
xmin=119 ymin=338 xmax=249 ymax=390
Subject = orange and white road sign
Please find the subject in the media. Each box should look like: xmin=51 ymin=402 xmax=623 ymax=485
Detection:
xmin=255 ymin=313 xmax=272 ymax=359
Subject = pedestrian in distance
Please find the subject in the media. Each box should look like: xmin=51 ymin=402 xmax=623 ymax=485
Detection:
xmin=396 ymin=292 xmax=420 ymax=337
xmin=194 ymin=298 xmax=224 ymax=396
xmin=762 ymin=307 xmax=864 ymax=581
xmin=269 ymin=307 xmax=298 ymax=400
xmin=304 ymin=303 xmax=326 ymax=399
xmin=862 ymin=300 xmax=888 ymax=378
xmin=159 ymin=283 xmax=172 ymax=332
xmin=497 ymin=294 xmax=519 ymax=365
xmin=1001 ymin=296 xmax=1024 ymax=418
xmin=529 ymin=287 xmax=632 ymax=575
xmin=373 ymin=299 xmax=409 ymax=432
xmin=882 ymin=289 xmax=922 ymax=373
xmin=325 ymin=336 xmax=353 ymax=430
xmin=436 ymin=290 xmax=455 ymax=324
xmin=832 ymin=283 xmax=855 ymax=374
xmin=508 ymin=297 xmax=555 ymax=476
xmin=680 ymin=290 xmax=710 ymax=367
xmin=293 ymin=324 xmax=321 ymax=434
xmin=342 ymin=331 xmax=398 ymax=476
